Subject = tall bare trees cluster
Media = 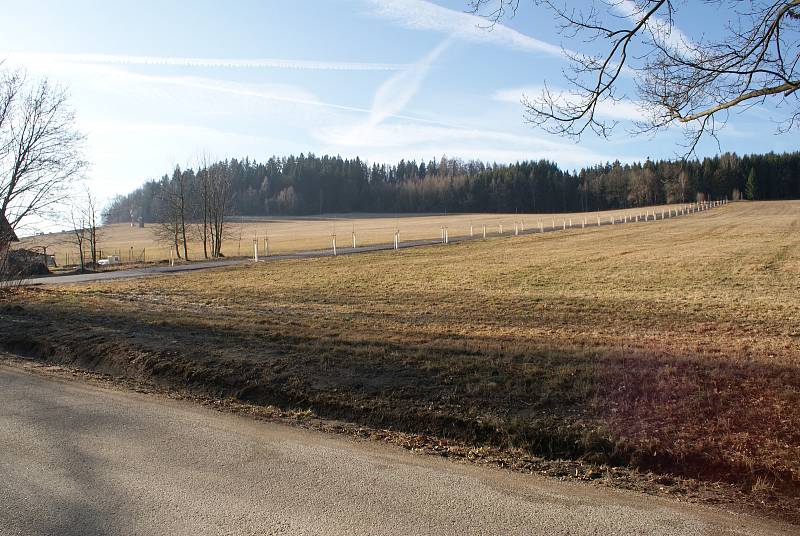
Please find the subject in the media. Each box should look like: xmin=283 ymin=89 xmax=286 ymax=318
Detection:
xmin=68 ymin=188 xmax=101 ymax=271
xmin=156 ymin=159 xmax=232 ymax=260
xmin=201 ymin=161 xmax=232 ymax=258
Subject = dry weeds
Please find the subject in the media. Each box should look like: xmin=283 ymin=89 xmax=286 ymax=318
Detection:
xmin=18 ymin=204 xmax=688 ymax=264
xmin=2 ymin=201 xmax=798 ymax=504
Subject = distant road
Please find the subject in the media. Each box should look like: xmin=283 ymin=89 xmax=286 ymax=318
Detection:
xmin=19 ymin=237 xmax=448 ymax=285
xmin=0 ymin=360 xmax=792 ymax=536
xmin=20 ymin=206 xmax=716 ymax=286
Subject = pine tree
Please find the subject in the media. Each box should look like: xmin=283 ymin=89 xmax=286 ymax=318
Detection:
xmin=745 ymin=168 xmax=758 ymax=200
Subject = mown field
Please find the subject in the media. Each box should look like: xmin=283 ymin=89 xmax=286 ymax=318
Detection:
xmin=18 ymin=204 xmax=687 ymax=264
xmin=2 ymin=201 xmax=798 ymax=510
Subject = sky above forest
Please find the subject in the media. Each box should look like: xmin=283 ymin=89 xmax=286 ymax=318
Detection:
xmin=1 ymin=0 xmax=797 ymax=207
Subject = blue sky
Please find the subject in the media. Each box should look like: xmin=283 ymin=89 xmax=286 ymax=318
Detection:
xmin=2 ymin=0 xmax=797 ymax=206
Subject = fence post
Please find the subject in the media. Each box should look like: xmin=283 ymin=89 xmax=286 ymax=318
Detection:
xmin=597 ymin=216 xmax=601 ymax=226
xmin=265 ymin=238 xmax=269 ymax=257
xmin=332 ymin=235 xmax=337 ymax=256
xmin=394 ymin=230 xmax=398 ymax=249
xmin=499 ymin=223 xmax=503 ymax=235
xmin=170 ymin=247 xmax=174 ymax=267
xmin=470 ymin=224 xmax=473 ymax=237
xmin=515 ymin=222 xmax=519 ymax=236
xmin=483 ymin=224 xmax=486 ymax=239
xmin=353 ymin=231 xmax=356 ymax=249
xmin=562 ymin=220 xmax=566 ymax=230
xmin=254 ymin=241 xmax=258 ymax=262
xmin=521 ymin=221 xmax=525 ymax=232
xmin=539 ymin=220 xmax=543 ymax=233
xmin=582 ymin=218 xmax=586 ymax=228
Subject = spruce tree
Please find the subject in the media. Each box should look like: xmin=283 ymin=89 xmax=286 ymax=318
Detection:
xmin=745 ymin=168 xmax=758 ymax=200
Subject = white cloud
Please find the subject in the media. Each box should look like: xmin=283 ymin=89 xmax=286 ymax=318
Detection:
xmin=335 ymin=38 xmax=454 ymax=147
xmin=1 ymin=52 xmax=407 ymax=71
xmin=316 ymin=120 xmax=640 ymax=168
xmin=367 ymin=38 xmax=451 ymax=128
xmin=364 ymin=0 xmax=563 ymax=57
xmin=493 ymin=85 xmax=644 ymax=121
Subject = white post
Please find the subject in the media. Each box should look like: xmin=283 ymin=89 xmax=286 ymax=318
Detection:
xmin=582 ymin=218 xmax=586 ymax=228
xmin=562 ymin=220 xmax=566 ymax=230
xmin=539 ymin=221 xmax=543 ymax=233
xmin=569 ymin=219 xmax=572 ymax=227
xmin=353 ymin=232 xmax=356 ymax=249
xmin=521 ymin=221 xmax=525 ymax=232
xmin=169 ymin=247 xmax=174 ymax=267
xmin=611 ymin=216 xmax=615 ymax=225
xmin=499 ymin=223 xmax=503 ymax=235
xmin=470 ymin=224 xmax=473 ymax=237
xmin=552 ymin=218 xmax=555 ymax=229
xmin=254 ymin=241 xmax=258 ymax=262
xmin=597 ymin=216 xmax=601 ymax=226
xmin=483 ymin=224 xmax=486 ymax=239
xmin=515 ymin=222 xmax=519 ymax=236
xmin=445 ymin=228 xmax=449 ymax=244
xmin=332 ymin=235 xmax=337 ymax=256
xmin=394 ymin=231 xmax=398 ymax=250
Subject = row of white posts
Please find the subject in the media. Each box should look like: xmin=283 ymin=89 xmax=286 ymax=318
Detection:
xmin=251 ymin=199 xmax=728 ymax=260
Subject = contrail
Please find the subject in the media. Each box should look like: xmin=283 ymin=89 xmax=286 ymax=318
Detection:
xmin=2 ymin=52 xmax=408 ymax=71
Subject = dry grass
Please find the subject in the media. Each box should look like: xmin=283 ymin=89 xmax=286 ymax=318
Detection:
xmin=2 ymin=201 xmax=799 ymax=496
xmin=17 ymin=204 xmax=688 ymax=264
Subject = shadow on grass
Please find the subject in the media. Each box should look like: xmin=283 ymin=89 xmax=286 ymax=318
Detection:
xmin=1 ymin=300 xmax=798 ymax=495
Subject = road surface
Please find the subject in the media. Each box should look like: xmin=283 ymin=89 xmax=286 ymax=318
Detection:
xmin=20 ymin=204 xmax=719 ymax=286
xmin=0 ymin=361 xmax=791 ymax=536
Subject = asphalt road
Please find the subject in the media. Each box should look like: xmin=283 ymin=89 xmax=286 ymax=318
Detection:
xmin=20 ymin=205 xmax=719 ymax=286
xmin=0 ymin=361 xmax=791 ymax=536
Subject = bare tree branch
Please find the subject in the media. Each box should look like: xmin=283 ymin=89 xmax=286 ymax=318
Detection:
xmin=0 ymin=64 xmax=86 ymax=231
xmin=470 ymin=0 xmax=800 ymax=155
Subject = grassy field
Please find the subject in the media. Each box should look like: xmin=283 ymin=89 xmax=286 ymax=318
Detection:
xmin=2 ymin=201 xmax=798 ymax=508
xmin=18 ymin=204 xmax=689 ymax=265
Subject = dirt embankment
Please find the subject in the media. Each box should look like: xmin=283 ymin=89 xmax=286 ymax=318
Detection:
xmin=1 ymin=292 xmax=798 ymax=520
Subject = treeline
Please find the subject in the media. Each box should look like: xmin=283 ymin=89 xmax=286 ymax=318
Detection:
xmin=105 ymin=151 xmax=800 ymax=225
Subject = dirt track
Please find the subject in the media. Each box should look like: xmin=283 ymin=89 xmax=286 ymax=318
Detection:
xmin=0 ymin=359 xmax=793 ymax=536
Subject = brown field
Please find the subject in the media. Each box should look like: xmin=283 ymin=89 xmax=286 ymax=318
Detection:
xmin=2 ymin=200 xmax=799 ymax=517
xmin=18 ymin=204 xmax=689 ymax=264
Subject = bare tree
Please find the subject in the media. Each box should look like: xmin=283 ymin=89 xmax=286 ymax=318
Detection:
xmin=68 ymin=201 xmax=88 ymax=272
xmin=0 ymin=64 xmax=86 ymax=233
xmin=85 ymin=188 xmax=100 ymax=267
xmin=469 ymin=1 xmax=800 ymax=154
xmin=202 ymin=161 xmax=233 ymax=258
xmin=197 ymin=154 xmax=214 ymax=259
xmin=66 ymin=188 xmax=101 ymax=270
xmin=155 ymin=167 xmax=191 ymax=260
